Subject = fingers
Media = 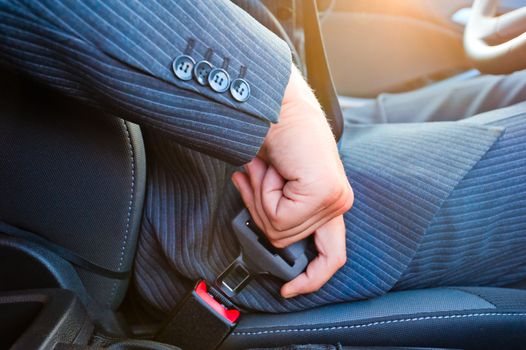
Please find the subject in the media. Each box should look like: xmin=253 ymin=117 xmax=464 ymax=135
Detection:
xmin=244 ymin=158 xmax=321 ymax=245
xmin=258 ymin=159 xmax=353 ymax=236
xmin=231 ymin=170 xmax=266 ymax=230
xmin=231 ymin=171 xmax=254 ymax=212
xmin=274 ymin=176 xmax=351 ymax=231
xmin=281 ymin=215 xmax=347 ymax=298
xmin=243 ymin=158 xmax=278 ymax=235
xmin=233 ymin=171 xmax=348 ymax=298
xmin=261 ymin=165 xmax=285 ymax=220
xmin=233 ymin=157 xmax=353 ymax=249
xmin=245 ymin=158 xmax=268 ymax=222
xmin=267 ymin=187 xmax=352 ymax=247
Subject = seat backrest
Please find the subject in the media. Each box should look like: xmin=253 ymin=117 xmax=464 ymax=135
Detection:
xmin=0 ymin=69 xmax=146 ymax=309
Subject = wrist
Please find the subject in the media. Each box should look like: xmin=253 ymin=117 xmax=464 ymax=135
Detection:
xmin=257 ymin=65 xmax=331 ymax=161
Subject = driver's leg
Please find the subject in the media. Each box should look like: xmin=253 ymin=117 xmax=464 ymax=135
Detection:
xmin=395 ymin=105 xmax=526 ymax=290
xmin=331 ymin=101 xmax=526 ymax=305
xmin=345 ymin=70 xmax=526 ymax=124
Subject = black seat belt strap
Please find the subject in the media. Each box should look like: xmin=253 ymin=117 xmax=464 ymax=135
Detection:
xmin=0 ymin=220 xmax=130 ymax=280
xmin=303 ymin=0 xmax=344 ymax=142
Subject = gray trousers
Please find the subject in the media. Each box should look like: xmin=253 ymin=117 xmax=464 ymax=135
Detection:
xmin=344 ymin=70 xmax=526 ymax=125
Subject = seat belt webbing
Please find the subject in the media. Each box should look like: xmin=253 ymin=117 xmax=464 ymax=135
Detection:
xmin=303 ymin=0 xmax=344 ymax=142
xmin=0 ymin=220 xmax=130 ymax=280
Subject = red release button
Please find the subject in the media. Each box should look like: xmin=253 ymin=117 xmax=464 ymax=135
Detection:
xmin=194 ymin=281 xmax=240 ymax=323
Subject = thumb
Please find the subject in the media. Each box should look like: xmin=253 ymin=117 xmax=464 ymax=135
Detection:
xmin=232 ymin=171 xmax=255 ymax=212
xmin=280 ymin=215 xmax=347 ymax=298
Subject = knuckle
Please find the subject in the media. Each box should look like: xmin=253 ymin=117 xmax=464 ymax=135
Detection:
xmin=342 ymin=187 xmax=354 ymax=211
xmin=322 ymin=181 xmax=342 ymax=206
xmin=265 ymin=207 xmax=280 ymax=224
xmin=309 ymin=282 xmax=324 ymax=294
xmin=270 ymin=238 xmax=288 ymax=249
xmin=336 ymin=186 xmax=354 ymax=214
xmin=266 ymin=230 xmax=280 ymax=242
xmin=335 ymin=253 xmax=347 ymax=269
xmin=270 ymin=218 xmax=289 ymax=232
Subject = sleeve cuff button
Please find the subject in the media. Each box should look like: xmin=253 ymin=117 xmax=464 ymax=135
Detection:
xmin=173 ymin=55 xmax=196 ymax=81
xmin=208 ymin=68 xmax=231 ymax=93
xmin=230 ymin=78 xmax=251 ymax=102
xmin=194 ymin=61 xmax=213 ymax=85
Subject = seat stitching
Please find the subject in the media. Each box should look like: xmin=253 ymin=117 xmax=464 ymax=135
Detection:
xmin=109 ymin=119 xmax=136 ymax=305
xmin=118 ymin=120 xmax=135 ymax=269
xmin=231 ymin=312 xmax=526 ymax=336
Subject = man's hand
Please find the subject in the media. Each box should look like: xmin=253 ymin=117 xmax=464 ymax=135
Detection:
xmin=231 ymin=65 xmax=353 ymax=298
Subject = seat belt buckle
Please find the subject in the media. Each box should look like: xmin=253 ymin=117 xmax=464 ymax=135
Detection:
xmin=155 ymin=280 xmax=240 ymax=350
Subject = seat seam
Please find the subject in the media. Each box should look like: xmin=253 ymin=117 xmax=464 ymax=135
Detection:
xmin=231 ymin=312 xmax=526 ymax=336
xmin=109 ymin=119 xmax=136 ymax=305
xmin=445 ymin=287 xmax=497 ymax=308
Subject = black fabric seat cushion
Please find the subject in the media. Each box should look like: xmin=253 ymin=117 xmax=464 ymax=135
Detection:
xmin=0 ymin=71 xmax=146 ymax=308
xmin=222 ymin=287 xmax=526 ymax=350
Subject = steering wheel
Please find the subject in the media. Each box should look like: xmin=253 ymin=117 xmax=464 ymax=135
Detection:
xmin=464 ymin=0 xmax=526 ymax=73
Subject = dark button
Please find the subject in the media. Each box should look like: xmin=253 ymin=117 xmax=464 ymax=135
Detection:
xmin=194 ymin=60 xmax=213 ymax=86
xmin=172 ymin=55 xmax=195 ymax=81
xmin=230 ymin=78 xmax=251 ymax=102
xmin=208 ymin=68 xmax=230 ymax=93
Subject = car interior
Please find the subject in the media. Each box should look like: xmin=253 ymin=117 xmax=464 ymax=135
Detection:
xmin=1 ymin=0 xmax=526 ymax=349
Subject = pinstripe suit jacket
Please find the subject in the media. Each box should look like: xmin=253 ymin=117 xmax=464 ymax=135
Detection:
xmin=0 ymin=0 xmax=291 ymax=309
xmin=0 ymin=0 xmax=291 ymax=166
xmin=2 ymin=0 xmax=526 ymax=315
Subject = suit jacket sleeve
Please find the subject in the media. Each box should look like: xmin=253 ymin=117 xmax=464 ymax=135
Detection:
xmin=0 ymin=0 xmax=292 ymax=165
